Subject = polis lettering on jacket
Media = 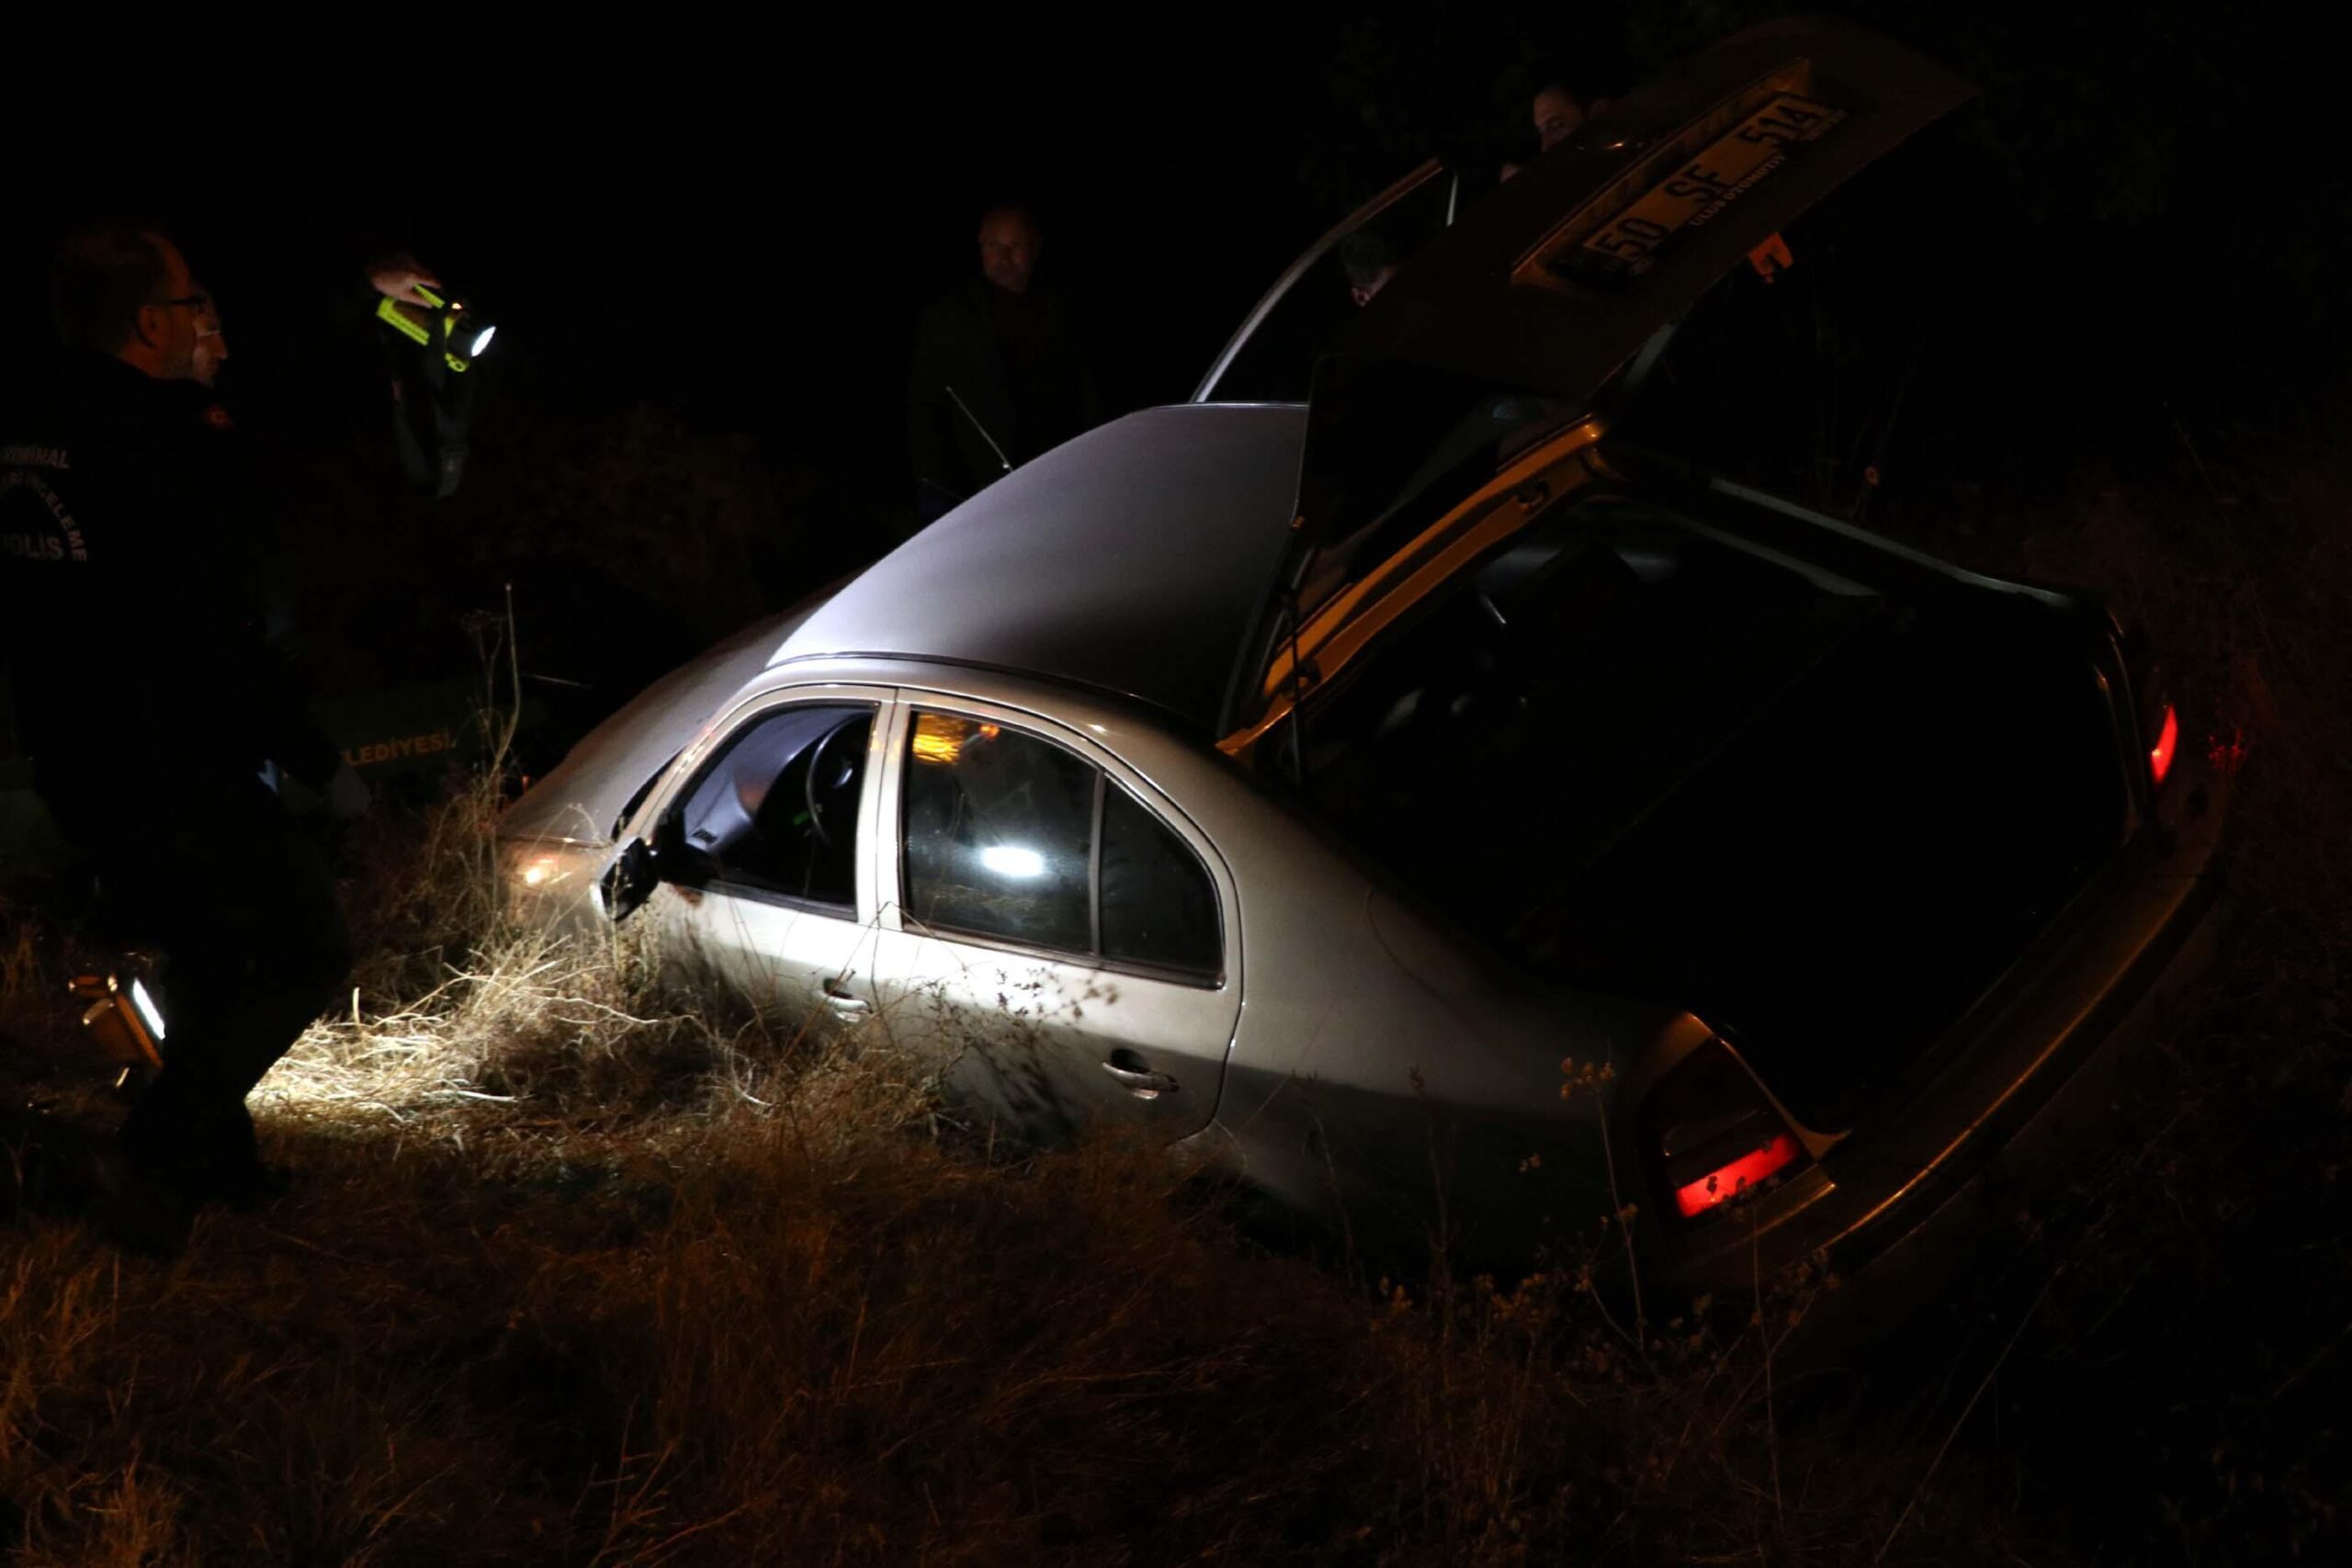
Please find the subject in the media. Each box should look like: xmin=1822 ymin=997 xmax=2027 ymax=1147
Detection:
xmin=344 ymin=730 xmax=458 ymax=768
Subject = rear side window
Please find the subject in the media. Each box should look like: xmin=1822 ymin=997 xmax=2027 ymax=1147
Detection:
xmin=664 ymin=704 xmax=872 ymax=908
xmin=900 ymin=710 xmax=1223 ymax=980
xmin=1100 ymin=785 xmax=1221 ymax=975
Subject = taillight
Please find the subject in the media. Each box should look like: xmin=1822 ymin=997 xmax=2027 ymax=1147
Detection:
xmin=2119 ymin=617 xmax=2177 ymax=792
xmin=1674 ymin=1133 xmax=1801 ymax=1218
xmin=1648 ymin=1043 xmax=1810 ymax=1224
xmin=2149 ymin=704 xmax=2178 ymax=789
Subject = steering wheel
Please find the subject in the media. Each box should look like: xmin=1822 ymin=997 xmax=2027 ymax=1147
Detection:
xmin=802 ymin=719 xmax=845 ymax=847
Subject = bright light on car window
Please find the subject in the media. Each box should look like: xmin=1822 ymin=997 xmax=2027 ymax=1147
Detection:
xmin=910 ymin=712 xmax=968 ymax=765
xmin=979 ymin=845 xmax=1046 ymax=879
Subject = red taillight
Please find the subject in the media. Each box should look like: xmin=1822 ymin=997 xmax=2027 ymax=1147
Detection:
xmin=1673 ymin=1134 xmax=1801 ymax=1218
xmin=2149 ymin=704 xmax=2179 ymax=788
xmin=1650 ymin=1043 xmax=1811 ymax=1225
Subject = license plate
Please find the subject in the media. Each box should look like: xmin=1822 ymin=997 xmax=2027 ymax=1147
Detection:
xmin=1559 ymin=93 xmax=1846 ymax=284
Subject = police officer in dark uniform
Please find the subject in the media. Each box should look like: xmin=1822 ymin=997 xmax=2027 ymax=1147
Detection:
xmin=0 ymin=222 xmax=366 ymax=1243
xmin=908 ymin=204 xmax=1100 ymax=525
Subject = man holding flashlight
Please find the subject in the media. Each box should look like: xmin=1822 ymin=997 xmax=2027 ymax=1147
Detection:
xmin=0 ymin=222 xmax=371 ymax=1247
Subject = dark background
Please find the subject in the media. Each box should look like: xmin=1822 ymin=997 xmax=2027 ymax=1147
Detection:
xmin=3 ymin=8 xmax=2346 ymax=1558
xmin=3 ymin=0 xmax=2337 ymax=706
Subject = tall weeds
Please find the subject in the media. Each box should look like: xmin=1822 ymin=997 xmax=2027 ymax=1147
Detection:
xmin=1 ymin=760 xmax=1962 ymax=1564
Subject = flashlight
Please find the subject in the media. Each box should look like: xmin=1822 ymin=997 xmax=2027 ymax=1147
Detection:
xmin=69 ymin=961 xmax=167 ymax=1076
xmin=376 ymin=284 xmax=498 ymax=373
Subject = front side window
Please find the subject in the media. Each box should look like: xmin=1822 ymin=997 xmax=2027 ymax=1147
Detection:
xmin=902 ymin=712 xmax=1094 ymax=952
xmin=664 ymin=704 xmax=872 ymax=908
xmin=901 ymin=710 xmax=1223 ymax=979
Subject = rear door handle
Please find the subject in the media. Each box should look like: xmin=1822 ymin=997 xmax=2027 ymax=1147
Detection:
xmin=821 ymin=976 xmax=869 ymax=1015
xmin=1100 ymin=1058 xmax=1180 ymax=1100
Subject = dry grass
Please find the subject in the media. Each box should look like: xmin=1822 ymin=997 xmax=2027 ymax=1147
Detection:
xmin=0 ymin=772 xmax=2031 ymax=1565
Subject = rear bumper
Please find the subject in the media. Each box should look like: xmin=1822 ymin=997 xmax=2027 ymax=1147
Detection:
xmin=1659 ymin=747 xmax=2232 ymax=1297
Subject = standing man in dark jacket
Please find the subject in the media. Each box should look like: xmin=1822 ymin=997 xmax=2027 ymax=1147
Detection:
xmin=909 ymin=204 xmax=1099 ymax=524
xmin=0 ymin=222 xmax=366 ymax=1242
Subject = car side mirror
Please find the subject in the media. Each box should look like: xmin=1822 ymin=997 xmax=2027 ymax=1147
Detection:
xmin=603 ymin=838 xmax=657 ymax=923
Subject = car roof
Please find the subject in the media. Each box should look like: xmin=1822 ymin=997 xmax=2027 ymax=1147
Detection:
xmin=772 ymin=401 xmax=1308 ymax=737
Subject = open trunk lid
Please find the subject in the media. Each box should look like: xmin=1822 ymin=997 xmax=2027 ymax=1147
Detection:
xmin=1221 ymin=17 xmax=1974 ymax=736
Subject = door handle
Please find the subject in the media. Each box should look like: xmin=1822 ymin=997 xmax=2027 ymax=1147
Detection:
xmin=1100 ymin=1057 xmax=1181 ymax=1100
xmin=821 ymin=976 xmax=869 ymax=1015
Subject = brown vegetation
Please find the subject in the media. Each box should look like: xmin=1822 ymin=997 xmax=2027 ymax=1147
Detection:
xmin=0 ymin=790 xmax=2035 ymax=1564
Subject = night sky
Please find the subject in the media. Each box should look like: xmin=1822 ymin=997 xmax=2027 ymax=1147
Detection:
xmin=8 ymin=20 xmax=1341 ymax=449
xmin=13 ymin=3 xmax=2325 ymax=419
xmin=5 ymin=1 xmax=2337 ymax=694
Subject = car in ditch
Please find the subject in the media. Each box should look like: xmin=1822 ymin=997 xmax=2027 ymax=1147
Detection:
xmin=498 ymin=17 xmax=2228 ymax=1296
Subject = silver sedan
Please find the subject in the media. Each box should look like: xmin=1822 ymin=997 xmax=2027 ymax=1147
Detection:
xmin=502 ymin=18 xmax=2226 ymax=1296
